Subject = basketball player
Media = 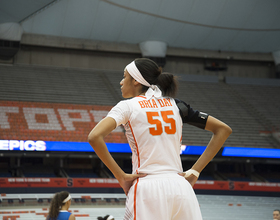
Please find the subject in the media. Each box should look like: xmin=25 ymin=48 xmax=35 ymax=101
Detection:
xmin=273 ymin=209 xmax=280 ymax=220
xmin=46 ymin=191 xmax=75 ymax=220
xmin=88 ymin=58 xmax=232 ymax=219
xmin=97 ymin=215 xmax=115 ymax=220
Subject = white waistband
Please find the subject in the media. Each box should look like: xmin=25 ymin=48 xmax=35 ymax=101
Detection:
xmin=140 ymin=172 xmax=181 ymax=180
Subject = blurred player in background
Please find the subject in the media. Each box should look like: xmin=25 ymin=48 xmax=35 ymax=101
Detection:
xmin=97 ymin=215 xmax=115 ymax=220
xmin=273 ymin=209 xmax=280 ymax=220
xmin=88 ymin=58 xmax=232 ymax=219
xmin=46 ymin=191 xmax=75 ymax=220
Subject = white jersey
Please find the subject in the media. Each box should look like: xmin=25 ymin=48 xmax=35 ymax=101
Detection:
xmin=107 ymin=95 xmax=183 ymax=175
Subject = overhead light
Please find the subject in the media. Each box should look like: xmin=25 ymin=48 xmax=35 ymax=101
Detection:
xmin=0 ymin=22 xmax=23 ymax=60
xmin=272 ymin=51 xmax=280 ymax=79
xmin=139 ymin=41 xmax=168 ymax=67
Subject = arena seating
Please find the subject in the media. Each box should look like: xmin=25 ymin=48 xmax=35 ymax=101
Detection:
xmin=229 ymin=84 xmax=280 ymax=130
xmin=0 ymin=65 xmax=280 ymax=182
xmin=0 ymin=65 xmax=117 ymax=106
xmin=1 ymin=63 xmax=280 ymax=219
xmin=65 ymin=169 xmax=99 ymax=178
xmin=22 ymin=166 xmax=57 ymax=178
xmin=0 ymin=169 xmax=12 ymax=177
xmin=197 ymin=194 xmax=279 ymax=220
xmin=176 ymin=80 xmax=276 ymax=148
xmin=1 ymin=64 xmax=279 ymax=148
xmin=0 ymin=194 xmax=279 ymax=220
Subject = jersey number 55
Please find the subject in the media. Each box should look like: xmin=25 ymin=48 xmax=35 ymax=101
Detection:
xmin=146 ymin=111 xmax=176 ymax=136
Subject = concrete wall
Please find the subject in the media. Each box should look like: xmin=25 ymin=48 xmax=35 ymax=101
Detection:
xmin=15 ymin=46 xmax=138 ymax=71
xmin=164 ymin=56 xmax=274 ymax=78
xmin=3 ymin=33 xmax=276 ymax=79
xmin=226 ymin=76 xmax=280 ymax=86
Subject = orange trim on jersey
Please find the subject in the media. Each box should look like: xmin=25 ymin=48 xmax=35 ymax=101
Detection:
xmin=134 ymin=178 xmax=139 ymax=220
xmin=136 ymin=95 xmax=146 ymax=99
xmin=127 ymin=121 xmax=141 ymax=220
xmin=128 ymin=121 xmax=141 ymax=169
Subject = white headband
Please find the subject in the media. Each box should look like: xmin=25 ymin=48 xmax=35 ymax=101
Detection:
xmin=62 ymin=194 xmax=71 ymax=203
xmin=107 ymin=215 xmax=114 ymax=220
xmin=125 ymin=61 xmax=162 ymax=99
xmin=126 ymin=61 xmax=150 ymax=87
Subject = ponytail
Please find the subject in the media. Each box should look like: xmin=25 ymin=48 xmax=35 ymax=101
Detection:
xmin=134 ymin=58 xmax=178 ymax=98
xmin=97 ymin=215 xmax=112 ymax=220
xmin=157 ymin=72 xmax=178 ymax=98
xmin=47 ymin=191 xmax=69 ymax=220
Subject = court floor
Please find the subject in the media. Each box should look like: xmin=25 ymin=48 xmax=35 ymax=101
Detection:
xmin=1 ymin=194 xmax=279 ymax=220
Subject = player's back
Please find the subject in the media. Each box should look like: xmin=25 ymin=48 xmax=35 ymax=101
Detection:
xmin=124 ymin=95 xmax=183 ymax=174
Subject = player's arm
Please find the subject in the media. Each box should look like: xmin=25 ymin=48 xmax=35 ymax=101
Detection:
xmin=175 ymin=99 xmax=208 ymax=129
xmin=69 ymin=214 xmax=76 ymax=220
xmin=176 ymin=99 xmax=232 ymax=185
xmin=192 ymin=115 xmax=232 ymax=172
xmin=182 ymin=116 xmax=232 ymax=186
xmin=88 ymin=117 xmax=146 ymax=195
xmin=88 ymin=117 xmax=123 ymax=179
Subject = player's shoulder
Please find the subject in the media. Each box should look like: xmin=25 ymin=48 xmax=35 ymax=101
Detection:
xmin=123 ymin=96 xmax=146 ymax=104
xmin=114 ymin=97 xmax=139 ymax=109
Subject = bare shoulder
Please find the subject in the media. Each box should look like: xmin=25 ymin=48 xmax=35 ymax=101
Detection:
xmin=69 ymin=213 xmax=76 ymax=220
xmin=205 ymin=115 xmax=232 ymax=134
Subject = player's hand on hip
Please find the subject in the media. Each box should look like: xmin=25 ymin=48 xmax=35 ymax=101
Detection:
xmin=178 ymin=169 xmax=199 ymax=187
xmin=119 ymin=173 xmax=147 ymax=195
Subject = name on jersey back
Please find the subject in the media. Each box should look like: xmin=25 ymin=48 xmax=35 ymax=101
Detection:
xmin=138 ymin=98 xmax=172 ymax=109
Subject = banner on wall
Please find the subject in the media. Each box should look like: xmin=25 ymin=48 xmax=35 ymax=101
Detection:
xmin=0 ymin=101 xmax=127 ymax=143
xmin=0 ymin=178 xmax=279 ymax=192
xmin=0 ymin=178 xmax=120 ymax=188
xmin=0 ymin=139 xmax=205 ymax=154
xmin=1 ymin=139 xmax=280 ymax=159
xmin=2 ymin=101 xmax=280 ymax=158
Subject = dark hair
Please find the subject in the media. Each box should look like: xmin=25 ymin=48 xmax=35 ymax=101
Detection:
xmin=97 ymin=215 xmax=111 ymax=220
xmin=47 ymin=191 xmax=69 ymax=220
xmin=134 ymin=58 xmax=178 ymax=97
